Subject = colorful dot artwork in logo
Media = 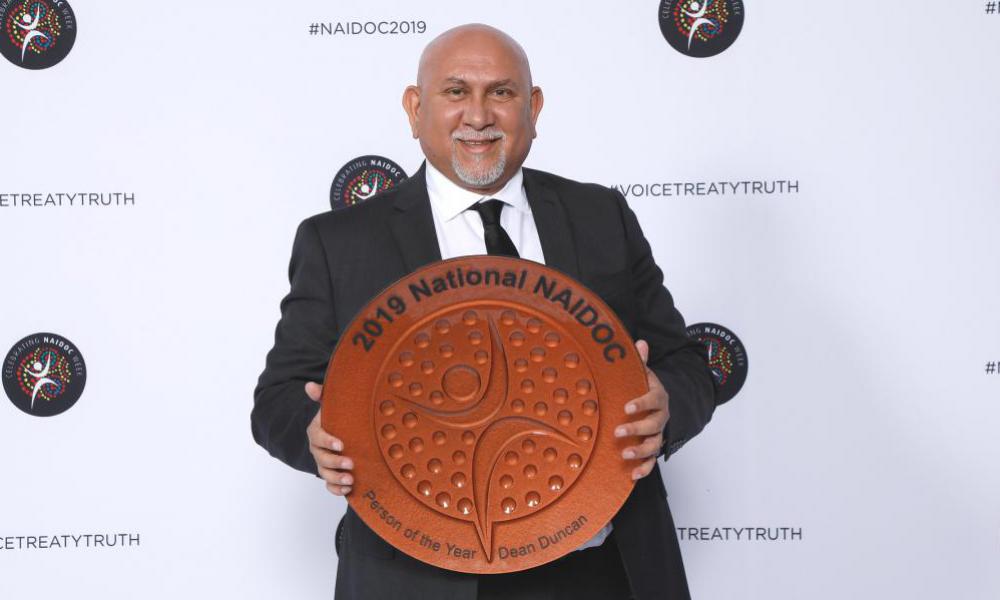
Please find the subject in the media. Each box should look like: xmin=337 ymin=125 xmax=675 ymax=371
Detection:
xmin=344 ymin=168 xmax=396 ymax=207
xmin=703 ymin=336 xmax=734 ymax=386
xmin=671 ymin=0 xmax=729 ymax=48
xmin=330 ymin=155 xmax=408 ymax=210
xmin=0 ymin=0 xmax=75 ymax=69
xmin=658 ymin=0 xmax=744 ymax=59
xmin=685 ymin=322 xmax=747 ymax=404
xmin=15 ymin=346 xmax=72 ymax=409
xmin=3 ymin=333 xmax=87 ymax=417
xmin=5 ymin=2 xmax=60 ymax=58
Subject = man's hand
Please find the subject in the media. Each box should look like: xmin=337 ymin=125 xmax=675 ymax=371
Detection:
xmin=616 ymin=340 xmax=670 ymax=480
xmin=305 ymin=381 xmax=355 ymax=496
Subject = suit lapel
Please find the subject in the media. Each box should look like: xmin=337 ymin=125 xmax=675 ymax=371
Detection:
xmin=523 ymin=168 xmax=581 ymax=280
xmin=388 ymin=163 xmax=443 ymax=272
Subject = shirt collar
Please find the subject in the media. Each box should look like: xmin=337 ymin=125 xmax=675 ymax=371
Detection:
xmin=425 ymin=161 xmax=527 ymax=222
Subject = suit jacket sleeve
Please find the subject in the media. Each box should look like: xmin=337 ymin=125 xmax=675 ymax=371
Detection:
xmin=252 ymin=217 xmax=339 ymax=475
xmin=615 ymin=193 xmax=719 ymax=459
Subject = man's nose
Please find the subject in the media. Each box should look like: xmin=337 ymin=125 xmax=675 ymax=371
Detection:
xmin=462 ymin=94 xmax=494 ymax=130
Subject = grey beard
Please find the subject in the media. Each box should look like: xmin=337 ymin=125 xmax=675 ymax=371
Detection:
xmin=451 ymin=146 xmax=507 ymax=188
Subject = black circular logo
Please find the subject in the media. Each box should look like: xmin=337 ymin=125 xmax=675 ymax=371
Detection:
xmin=330 ymin=155 xmax=408 ymax=210
xmin=3 ymin=332 xmax=86 ymax=416
xmin=0 ymin=0 xmax=77 ymax=70
xmin=686 ymin=322 xmax=747 ymax=403
xmin=658 ymin=0 xmax=744 ymax=58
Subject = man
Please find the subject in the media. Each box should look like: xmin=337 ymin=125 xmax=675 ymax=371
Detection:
xmin=252 ymin=24 xmax=717 ymax=600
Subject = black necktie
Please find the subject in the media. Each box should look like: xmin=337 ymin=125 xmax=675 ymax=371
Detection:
xmin=471 ymin=199 xmax=519 ymax=258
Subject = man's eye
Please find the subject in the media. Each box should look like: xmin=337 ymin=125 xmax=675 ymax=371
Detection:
xmin=447 ymin=88 xmax=465 ymax=96
xmin=494 ymin=88 xmax=512 ymax=97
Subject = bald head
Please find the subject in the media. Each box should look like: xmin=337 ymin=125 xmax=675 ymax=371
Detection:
xmin=402 ymin=24 xmax=543 ymax=194
xmin=416 ymin=24 xmax=533 ymax=90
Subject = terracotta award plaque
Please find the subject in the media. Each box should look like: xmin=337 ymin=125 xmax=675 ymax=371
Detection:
xmin=321 ymin=256 xmax=648 ymax=573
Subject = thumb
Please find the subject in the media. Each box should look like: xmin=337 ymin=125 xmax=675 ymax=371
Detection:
xmin=304 ymin=381 xmax=323 ymax=402
xmin=635 ymin=339 xmax=649 ymax=365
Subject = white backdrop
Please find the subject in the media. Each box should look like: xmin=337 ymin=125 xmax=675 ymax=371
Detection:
xmin=2 ymin=1 xmax=999 ymax=598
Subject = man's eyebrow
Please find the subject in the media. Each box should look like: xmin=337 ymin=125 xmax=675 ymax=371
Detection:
xmin=439 ymin=77 xmax=520 ymax=89
xmin=486 ymin=79 xmax=517 ymax=91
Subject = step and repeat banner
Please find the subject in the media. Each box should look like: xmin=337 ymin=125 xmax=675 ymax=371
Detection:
xmin=1 ymin=1 xmax=998 ymax=598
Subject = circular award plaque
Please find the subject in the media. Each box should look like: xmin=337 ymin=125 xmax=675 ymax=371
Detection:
xmin=321 ymin=256 xmax=648 ymax=573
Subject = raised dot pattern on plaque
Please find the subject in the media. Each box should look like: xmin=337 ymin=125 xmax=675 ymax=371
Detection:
xmin=372 ymin=305 xmax=599 ymax=562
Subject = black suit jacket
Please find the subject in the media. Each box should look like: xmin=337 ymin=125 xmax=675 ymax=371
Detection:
xmin=252 ymin=164 xmax=718 ymax=600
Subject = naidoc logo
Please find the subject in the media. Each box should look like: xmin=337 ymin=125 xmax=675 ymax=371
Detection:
xmin=3 ymin=333 xmax=86 ymax=416
xmin=0 ymin=0 xmax=77 ymax=70
xmin=658 ymin=0 xmax=744 ymax=58
xmin=330 ymin=155 xmax=408 ymax=211
xmin=686 ymin=322 xmax=747 ymax=403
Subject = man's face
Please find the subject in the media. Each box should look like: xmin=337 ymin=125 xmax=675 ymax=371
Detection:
xmin=404 ymin=32 xmax=543 ymax=194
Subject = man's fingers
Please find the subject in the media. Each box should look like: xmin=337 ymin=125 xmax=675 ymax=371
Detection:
xmin=309 ymin=427 xmax=344 ymax=452
xmin=621 ymin=435 xmax=662 ymax=460
xmin=304 ymin=381 xmax=350 ymax=496
xmin=631 ymin=456 xmax=657 ymax=480
xmin=306 ymin=404 xmax=344 ymax=452
xmin=325 ymin=482 xmax=353 ymax=496
xmin=624 ymin=389 xmax=667 ymax=415
xmin=315 ymin=452 xmax=354 ymax=471
xmin=635 ymin=339 xmax=649 ymax=365
xmin=626 ymin=341 xmax=670 ymax=418
xmin=615 ymin=416 xmax=665 ymax=438
xmin=305 ymin=381 xmax=323 ymax=402
xmin=309 ymin=430 xmax=344 ymax=452
xmin=318 ymin=466 xmax=355 ymax=486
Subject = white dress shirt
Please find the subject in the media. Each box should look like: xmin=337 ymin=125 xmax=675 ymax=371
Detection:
xmin=425 ymin=161 xmax=544 ymax=263
xmin=424 ymin=161 xmax=613 ymax=551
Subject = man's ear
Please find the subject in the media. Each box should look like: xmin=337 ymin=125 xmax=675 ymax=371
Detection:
xmin=529 ymin=86 xmax=544 ymax=139
xmin=402 ymin=85 xmax=421 ymax=139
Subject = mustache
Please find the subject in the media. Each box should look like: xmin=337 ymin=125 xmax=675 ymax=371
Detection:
xmin=451 ymin=128 xmax=505 ymax=142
